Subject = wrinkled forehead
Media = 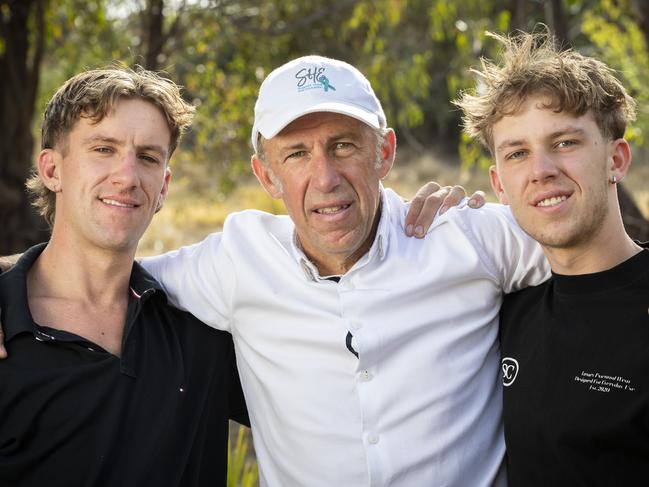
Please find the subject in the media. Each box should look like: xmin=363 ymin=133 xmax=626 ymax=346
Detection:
xmin=278 ymin=112 xmax=370 ymax=137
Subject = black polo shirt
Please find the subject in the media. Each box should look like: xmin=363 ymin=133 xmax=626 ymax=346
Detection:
xmin=0 ymin=244 xmax=249 ymax=487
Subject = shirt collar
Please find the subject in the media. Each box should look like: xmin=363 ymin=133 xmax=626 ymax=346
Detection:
xmin=0 ymin=243 xmax=167 ymax=342
xmin=287 ymin=185 xmax=392 ymax=282
xmin=0 ymin=243 xmax=44 ymax=342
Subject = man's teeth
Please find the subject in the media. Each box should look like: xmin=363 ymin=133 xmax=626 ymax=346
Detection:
xmin=102 ymin=198 xmax=135 ymax=208
xmin=537 ymin=196 xmax=567 ymax=207
xmin=316 ymin=204 xmax=349 ymax=214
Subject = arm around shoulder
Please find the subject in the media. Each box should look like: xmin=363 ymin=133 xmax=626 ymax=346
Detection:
xmin=458 ymin=203 xmax=550 ymax=293
xmin=141 ymin=231 xmax=234 ymax=331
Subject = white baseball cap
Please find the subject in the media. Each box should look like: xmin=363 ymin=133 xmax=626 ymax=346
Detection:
xmin=251 ymin=55 xmax=386 ymax=151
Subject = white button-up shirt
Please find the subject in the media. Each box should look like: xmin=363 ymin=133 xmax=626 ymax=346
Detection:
xmin=142 ymin=188 xmax=549 ymax=486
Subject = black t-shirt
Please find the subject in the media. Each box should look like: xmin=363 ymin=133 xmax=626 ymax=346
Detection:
xmin=0 ymin=244 xmax=249 ymax=487
xmin=500 ymin=248 xmax=649 ymax=486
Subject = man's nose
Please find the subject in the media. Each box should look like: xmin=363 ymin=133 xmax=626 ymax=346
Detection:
xmin=311 ymin=152 xmax=342 ymax=192
xmin=111 ymin=151 xmax=140 ymax=188
xmin=530 ymin=151 xmax=560 ymax=183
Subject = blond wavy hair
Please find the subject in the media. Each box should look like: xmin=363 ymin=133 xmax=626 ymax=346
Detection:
xmin=27 ymin=66 xmax=195 ymax=227
xmin=454 ymin=29 xmax=636 ymax=151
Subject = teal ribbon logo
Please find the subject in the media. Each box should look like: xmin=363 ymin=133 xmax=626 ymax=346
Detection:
xmin=318 ymin=75 xmax=336 ymax=92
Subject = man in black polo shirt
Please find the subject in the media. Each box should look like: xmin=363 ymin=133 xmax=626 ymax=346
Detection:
xmin=456 ymin=30 xmax=649 ymax=484
xmin=0 ymin=68 xmax=247 ymax=486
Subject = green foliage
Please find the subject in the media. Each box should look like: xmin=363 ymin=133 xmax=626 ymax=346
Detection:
xmin=579 ymin=0 xmax=649 ymax=148
xmin=228 ymin=426 xmax=258 ymax=487
xmin=27 ymin=0 xmax=649 ymax=190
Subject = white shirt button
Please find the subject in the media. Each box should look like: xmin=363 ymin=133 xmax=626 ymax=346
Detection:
xmin=359 ymin=370 xmax=373 ymax=382
xmin=368 ymin=433 xmax=380 ymax=445
xmin=344 ymin=280 xmax=355 ymax=290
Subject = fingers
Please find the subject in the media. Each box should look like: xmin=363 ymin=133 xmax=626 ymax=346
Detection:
xmin=405 ymin=181 xmax=442 ymax=237
xmin=467 ymin=190 xmax=486 ymax=209
xmin=406 ymin=185 xmax=455 ymax=238
xmin=438 ymin=185 xmax=467 ymax=216
xmin=405 ymin=183 xmax=488 ymax=238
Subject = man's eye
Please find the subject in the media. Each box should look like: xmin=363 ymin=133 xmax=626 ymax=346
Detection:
xmin=95 ymin=146 xmax=113 ymax=154
xmin=287 ymin=151 xmax=307 ymax=160
xmin=506 ymin=150 xmax=527 ymax=160
xmin=140 ymin=154 xmax=160 ymax=163
xmin=556 ymin=139 xmax=578 ymax=149
xmin=334 ymin=142 xmax=354 ymax=152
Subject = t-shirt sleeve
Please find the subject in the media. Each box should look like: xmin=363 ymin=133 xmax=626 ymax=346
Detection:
xmin=457 ymin=203 xmax=550 ymax=293
xmin=141 ymin=232 xmax=233 ymax=331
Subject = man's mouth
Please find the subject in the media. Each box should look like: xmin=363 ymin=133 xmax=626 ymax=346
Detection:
xmin=100 ymin=198 xmax=138 ymax=208
xmin=315 ymin=204 xmax=351 ymax=215
xmin=536 ymin=195 xmax=567 ymax=208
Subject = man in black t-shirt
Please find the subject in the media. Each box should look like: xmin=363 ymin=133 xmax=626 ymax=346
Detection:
xmin=455 ymin=30 xmax=649 ymax=485
xmin=0 ymin=68 xmax=248 ymax=487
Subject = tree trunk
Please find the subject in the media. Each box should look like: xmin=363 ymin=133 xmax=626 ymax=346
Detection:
xmin=0 ymin=0 xmax=50 ymax=253
xmin=509 ymin=0 xmax=528 ymax=32
xmin=630 ymin=0 xmax=649 ymax=43
xmin=143 ymin=0 xmax=165 ymax=70
xmin=544 ymin=0 xmax=568 ymax=45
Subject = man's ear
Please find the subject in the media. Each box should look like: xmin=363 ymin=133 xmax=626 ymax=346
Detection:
xmin=489 ymin=165 xmax=509 ymax=205
xmin=37 ymin=149 xmax=62 ymax=193
xmin=251 ymin=155 xmax=282 ymax=199
xmin=155 ymin=167 xmax=172 ymax=213
xmin=608 ymin=138 xmax=632 ymax=183
xmin=377 ymin=129 xmax=396 ymax=179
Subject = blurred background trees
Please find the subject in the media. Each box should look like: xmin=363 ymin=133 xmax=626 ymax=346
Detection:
xmin=1 ymin=0 xmax=648 ymax=254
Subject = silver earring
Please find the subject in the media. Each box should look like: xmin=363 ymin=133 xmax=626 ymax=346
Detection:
xmin=610 ymin=175 xmax=617 ymax=184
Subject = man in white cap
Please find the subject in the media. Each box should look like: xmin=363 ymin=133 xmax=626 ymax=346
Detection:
xmin=142 ymin=55 xmax=548 ymax=486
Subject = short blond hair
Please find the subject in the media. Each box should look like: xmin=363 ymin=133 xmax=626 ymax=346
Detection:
xmin=455 ymin=29 xmax=636 ymax=151
xmin=27 ymin=66 xmax=195 ymax=227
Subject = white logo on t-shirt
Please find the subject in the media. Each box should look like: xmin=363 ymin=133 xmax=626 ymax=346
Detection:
xmin=502 ymin=357 xmax=519 ymax=387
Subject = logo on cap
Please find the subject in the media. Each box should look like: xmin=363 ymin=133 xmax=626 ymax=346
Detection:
xmin=295 ymin=66 xmax=336 ymax=93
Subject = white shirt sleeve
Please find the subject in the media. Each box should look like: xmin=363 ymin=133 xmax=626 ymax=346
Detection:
xmin=455 ymin=203 xmax=550 ymax=293
xmin=140 ymin=231 xmax=233 ymax=331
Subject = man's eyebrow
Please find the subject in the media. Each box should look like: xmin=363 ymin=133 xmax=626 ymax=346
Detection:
xmin=547 ymin=127 xmax=586 ymax=139
xmin=496 ymin=138 xmax=527 ymax=153
xmin=82 ymin=135 xmax=121 ymax=146
xmin=495 ymin=127 xmax=587 ymax=153
xmin=276 ymin=130 xmax=364 ymax=154
xmin=137 ymin=144 xmax=168 ymax=156
xmin=82 ymin=135 xmax=167 ymax=155
xmin=279 ymin=142 xmax=308 ymax=152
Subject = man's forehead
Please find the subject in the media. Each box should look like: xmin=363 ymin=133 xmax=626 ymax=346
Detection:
xmin=277 ymin=112 xmax=368 ymax=138
xmin=71 ymin=101 xmax=171 ymax=151
xmin=493 ymin=103 xmax=596 ymax=146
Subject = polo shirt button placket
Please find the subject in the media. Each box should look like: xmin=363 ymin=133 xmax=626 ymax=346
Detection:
xmin=367 ymin=433 xmax=380 ymax=445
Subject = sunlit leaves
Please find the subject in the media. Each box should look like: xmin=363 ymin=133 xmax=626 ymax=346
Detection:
xmin=22 ymin=0 xmax=649 ymax=191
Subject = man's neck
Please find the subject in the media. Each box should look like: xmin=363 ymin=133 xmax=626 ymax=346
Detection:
xmin=31 ymin=236 xmax=135 ymax=303
xmin=25 ymin=236 xmax=136 ymax=356
xmin=544 ymin=219 xmax=642 ymax=275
